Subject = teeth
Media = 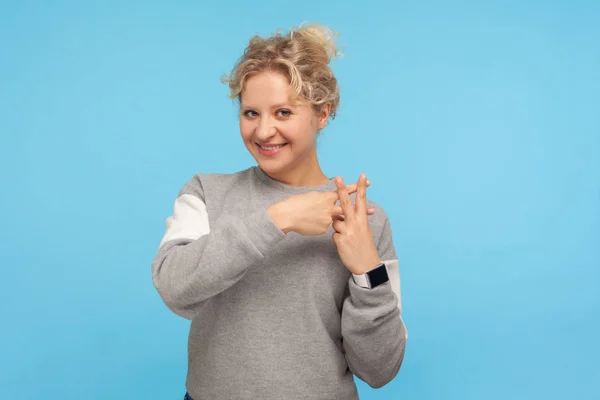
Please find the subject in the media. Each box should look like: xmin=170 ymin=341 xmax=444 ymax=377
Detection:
xmin=260 ymin=144 xmax=285 ymax=150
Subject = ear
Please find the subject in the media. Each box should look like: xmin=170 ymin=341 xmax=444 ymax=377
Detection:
xmin=317 ymin=103 xmax=332 ymax=130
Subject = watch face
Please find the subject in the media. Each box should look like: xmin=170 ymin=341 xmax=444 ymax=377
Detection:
xmin=368 ymin=264 xmax=389 ymax=287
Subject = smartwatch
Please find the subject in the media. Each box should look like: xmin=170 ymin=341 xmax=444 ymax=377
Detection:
xmin=352 ymin=263 xmax=389 ymax=289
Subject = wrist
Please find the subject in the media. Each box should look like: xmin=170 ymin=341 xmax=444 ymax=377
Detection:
xmin=266 ymin=201 xmax=295 ymax=233
xmin=353 ymin=258 xmax=382 ymax=275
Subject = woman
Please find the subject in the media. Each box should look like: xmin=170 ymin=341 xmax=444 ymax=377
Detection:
xmin=152 ymin=23 xmax=407 ymax=400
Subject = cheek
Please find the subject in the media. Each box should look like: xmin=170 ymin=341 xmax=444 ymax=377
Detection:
xmin=239 ymin=119 xmax=253 ymax=140
xmin=292 ymin=119 xmax=317 ymax=145
xmin=285 ymin=119 xmax=312 ymax=140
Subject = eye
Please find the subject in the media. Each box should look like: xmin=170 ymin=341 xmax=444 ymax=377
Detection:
xmin=243 ymin=109 xmax=258 ymax=118
xmin=276 ymin=109 xmax=292 ymax=118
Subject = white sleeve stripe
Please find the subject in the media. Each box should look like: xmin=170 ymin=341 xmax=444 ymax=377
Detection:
xmin=383 ymin=259 xmax=408 ymax=340
xmin=382 ymin=259 xmax=402 ymax=313
xmin=159 ymin=194 xmax=210 ymax=248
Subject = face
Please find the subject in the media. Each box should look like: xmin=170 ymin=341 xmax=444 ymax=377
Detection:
xmin=239 ymin=71 xmax=330 ymax=183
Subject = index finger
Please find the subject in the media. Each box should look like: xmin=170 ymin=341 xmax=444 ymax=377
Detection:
xmin=330 ymin=180 xmax=370 ymax=195
xmin=356 ymin=173 xmax=368 ymax=215
xmin=334 ymin=176 xmax=354 ymax=221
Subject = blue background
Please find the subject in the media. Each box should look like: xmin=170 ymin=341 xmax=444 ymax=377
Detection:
xmin=1 ymin=1 xmax=599 ymax=399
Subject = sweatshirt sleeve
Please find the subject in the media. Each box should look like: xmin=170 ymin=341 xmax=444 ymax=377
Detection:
xmin=151 ymin=174 xmax=286 ymax=320
xmin=340 ymin=216 xmax=408 ymax=388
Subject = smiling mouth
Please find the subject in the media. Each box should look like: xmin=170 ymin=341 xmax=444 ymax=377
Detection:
xmin=256 ymin=142 xmax=288 ymax=156
xmin=256 ymin=143 xmax=288 ymax=150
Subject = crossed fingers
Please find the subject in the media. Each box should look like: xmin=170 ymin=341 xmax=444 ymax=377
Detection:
xmin=330 ymin=174 xmax=370 ymax=221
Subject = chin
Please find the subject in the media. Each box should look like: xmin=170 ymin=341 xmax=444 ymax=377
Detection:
xmin=256 ymin=159 xmax=286 ymax=173
xmin=258 ymin=155 xmax=297 ymax=177
xmin=247 ymin=144 xmax=295 ymax=176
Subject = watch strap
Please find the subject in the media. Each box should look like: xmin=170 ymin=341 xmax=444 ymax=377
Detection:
xmin=352 ymin=271 xmax=370 ymax=288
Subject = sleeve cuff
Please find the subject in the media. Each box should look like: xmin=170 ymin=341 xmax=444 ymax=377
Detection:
xmin=345 ymin=274 xmax=398 ymax=315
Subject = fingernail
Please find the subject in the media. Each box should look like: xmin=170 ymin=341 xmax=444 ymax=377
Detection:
xmin=367 ymin=180 xmax=371 ymax=185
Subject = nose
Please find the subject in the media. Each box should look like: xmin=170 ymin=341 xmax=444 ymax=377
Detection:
xmin=255 ymin=115 xmax=277 ymax=141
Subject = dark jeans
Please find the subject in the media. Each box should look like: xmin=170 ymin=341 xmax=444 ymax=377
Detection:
xmin=184 ymin=393 xmax=193 ymax=400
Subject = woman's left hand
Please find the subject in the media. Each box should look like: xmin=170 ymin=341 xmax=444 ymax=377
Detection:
xmin=331 ymin=174 xmax=382 ymax=275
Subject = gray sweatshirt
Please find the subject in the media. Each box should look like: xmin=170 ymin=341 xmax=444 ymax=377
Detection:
xmin=152 ymin=166 xmax=407 ymax=400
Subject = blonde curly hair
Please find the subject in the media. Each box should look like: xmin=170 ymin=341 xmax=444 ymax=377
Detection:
xmin=221 ymin=23 xmax=342 ymax=120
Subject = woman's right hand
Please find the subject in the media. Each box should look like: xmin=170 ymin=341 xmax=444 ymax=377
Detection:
xmin=267 ymin=181 xmax=375 ymax=236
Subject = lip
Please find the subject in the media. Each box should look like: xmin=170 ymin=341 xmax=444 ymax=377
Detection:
xmin=256 ymin=142 xmax=288 ymax=157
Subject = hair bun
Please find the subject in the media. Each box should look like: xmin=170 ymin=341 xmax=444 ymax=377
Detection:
xmin=290 ymin=23 xmax=342 ymax=64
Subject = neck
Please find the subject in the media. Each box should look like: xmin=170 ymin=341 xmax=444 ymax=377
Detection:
xmin=266 ymin=149 xmax=329 ymax=187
